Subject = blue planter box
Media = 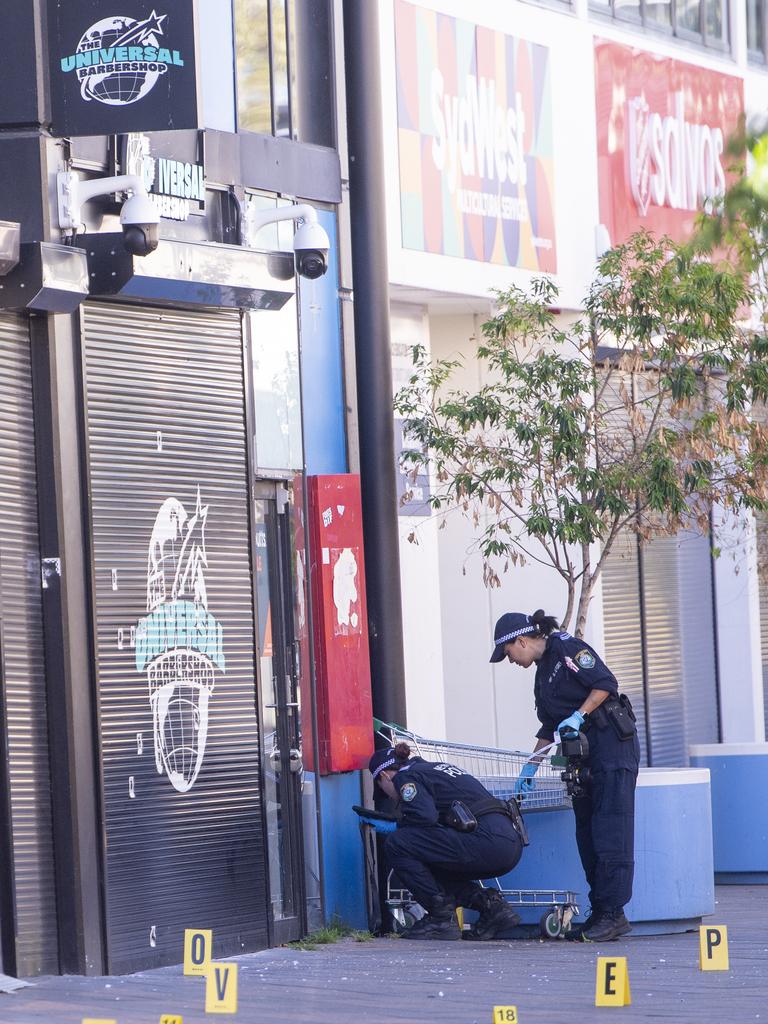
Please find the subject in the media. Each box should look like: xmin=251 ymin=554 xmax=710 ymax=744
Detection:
xmin=494 ymin=768 xmax=714 ymax=934
xmin=689 ymin=743 xmax=768 ymax=883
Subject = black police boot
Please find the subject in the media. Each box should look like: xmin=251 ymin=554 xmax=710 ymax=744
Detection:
xmin=463 ymin=890 xmax=521 ymax=941
xmin=580 ymin=909 xmax=632 ymax=943
xmin=402 ymin=895 xmax=460 ymax=941
xmin=565 ymin=908 xmax=599 ymax=941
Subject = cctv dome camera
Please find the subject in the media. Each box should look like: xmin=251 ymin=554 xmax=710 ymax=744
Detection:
xmin=293 ymin=219 xmax=330 ymax=280
xmin=120 ymin=191 xmax=160 ymax=257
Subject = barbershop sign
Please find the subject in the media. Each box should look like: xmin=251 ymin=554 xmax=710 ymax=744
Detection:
xmin=394 ymin=0 xmax=557 ymax=272
xmin=595 ymin=39 xmax=743 ymax=245
xmin=47 ymin=0 xmax=199 ymax=137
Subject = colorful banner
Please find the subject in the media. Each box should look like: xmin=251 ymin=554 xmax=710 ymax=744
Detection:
xmin=394 ymin=0 xmax=557 ymax=272
xmin=595 ymin=39 xmax=744 ymax=246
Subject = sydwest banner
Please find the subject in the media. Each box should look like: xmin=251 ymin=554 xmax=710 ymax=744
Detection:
xmin=394 ymin=1 xmax=557 ymax=272
xmin=595 ymin=39 xmax=743 ymax=245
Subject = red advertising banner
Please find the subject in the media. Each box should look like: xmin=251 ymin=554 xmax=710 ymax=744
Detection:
xmin=395 ymin=0 xmax=557 ymax=271
xmin=595 ymin=39 xmax=743 ymax=245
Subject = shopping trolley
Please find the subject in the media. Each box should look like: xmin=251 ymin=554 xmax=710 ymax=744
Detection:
xmin=364 ymin=721 xmax=580 ymax=939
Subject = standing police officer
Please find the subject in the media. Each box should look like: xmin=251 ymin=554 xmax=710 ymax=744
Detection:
xmin=490 ymin=609 xmax=640 ymax=942
xmin=367 ymin=742 xmax=524 ymax=940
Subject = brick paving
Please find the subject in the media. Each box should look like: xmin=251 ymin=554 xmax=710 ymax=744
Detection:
xmin=0 ymin=886 xmax=764 ymax=1024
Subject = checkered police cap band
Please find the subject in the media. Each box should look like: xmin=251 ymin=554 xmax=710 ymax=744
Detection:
xmin=495 ymin=624 xmax=537 ymax=647
xmin=370 ymin=752 xmax=397 ymax=779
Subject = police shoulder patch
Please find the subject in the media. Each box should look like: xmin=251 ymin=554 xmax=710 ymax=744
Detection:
xmin=575 ymin=648 xmax=596 ymax=669
xmin=400 ymin=782 xmax=418 ymax=802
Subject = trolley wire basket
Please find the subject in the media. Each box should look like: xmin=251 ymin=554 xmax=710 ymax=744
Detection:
xmin=375 ymin=719 xmax=571 ymax=812
xmin=366 ymin=721 xmax=579 ymax=937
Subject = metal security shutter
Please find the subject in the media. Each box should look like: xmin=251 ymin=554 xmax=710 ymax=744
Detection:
xmin=81 ymin=302 xmax=267 ymax=973
xmin=755 ymin=512 xmax=768 ymax=738
xmin=0 ymin=313 xmax=58 ymax=975
xmin=641 ymin=535 xmax=687 ymax=765
xmin=602 ymin=528 xmax=718 ymax=766
xmin=601 ymin=530 xmax=649 ymax=765
xmin=675 ymin=530 xmax=719 ymax=749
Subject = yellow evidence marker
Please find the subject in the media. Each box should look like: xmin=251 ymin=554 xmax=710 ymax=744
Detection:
xmin=595 ymin=956 xmax=631 ymax=1007
xmin=206 ymin=963 xmax=238 ymax=1014
xmin=184 ymin=928 xmax=212 ymax=976
xmin=160 ymin=1017 xmax=183 ymax=1024
xmin=699 ymin=925 xmax=729 ymax=971
xmin=81 ymin=1020 xmax=116 ymax=1024
xmin=493 ymin=1007 xmax=519 ymax=1023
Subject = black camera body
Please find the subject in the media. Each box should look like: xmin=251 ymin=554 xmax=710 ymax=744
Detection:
xmin=560 ymin=732 xmax=591 ymax=797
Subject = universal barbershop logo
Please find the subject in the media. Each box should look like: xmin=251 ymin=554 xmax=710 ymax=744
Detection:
xmin=125 ymin=133 xmax=205 ymax=221
xmin=135 ymin=490 xmax=225 ymax=793
xmin=59 ymin=11 xmax=185 ymax=107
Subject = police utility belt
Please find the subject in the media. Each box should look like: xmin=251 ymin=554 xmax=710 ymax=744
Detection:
xmin=586 ymin=692 xmax=637 ymax=741
xmin=441 ymin=796 xmax=529 ymax=846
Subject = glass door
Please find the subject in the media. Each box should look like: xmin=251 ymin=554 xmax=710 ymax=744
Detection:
xmin=253 ymin=481 xmax=306 ymax=944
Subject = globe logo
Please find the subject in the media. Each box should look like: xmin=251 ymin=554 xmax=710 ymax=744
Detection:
xmin=60 ymin=11 xmax=183 ymax=107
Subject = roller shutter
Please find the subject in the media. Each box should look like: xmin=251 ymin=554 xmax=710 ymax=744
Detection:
xmin=600 ymin=530 xmax=648 ymax=765
xmin=755 ymin=512 xmax=768 ymax=738
xmin=81 ymin=302 xmax=267 ymax=974
xmin=602 ymin=529 xmax=719 ymax=766
xmin=0 ymin=313 xmax=58 ymax=975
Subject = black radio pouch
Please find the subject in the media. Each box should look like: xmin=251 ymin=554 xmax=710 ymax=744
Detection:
xmin=444 ymin=800 xmax=478 ymax=832
xmin=605 ymin=696 xmax=636 ymax=741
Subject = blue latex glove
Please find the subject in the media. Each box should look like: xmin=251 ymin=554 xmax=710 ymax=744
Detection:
xmin=514 ymin=761 xmax=538 ymax=798
xmin=557 ymin=710 xmax=586 ymax=739
xmin=358 ymin=815 xmax=397 ymax=833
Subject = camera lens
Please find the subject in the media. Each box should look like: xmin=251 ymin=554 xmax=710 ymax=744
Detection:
xmin=298 ymin=252 xmax=326 ymax=280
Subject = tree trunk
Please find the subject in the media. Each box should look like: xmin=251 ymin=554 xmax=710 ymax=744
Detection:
xmin=561 ymin=579 xmax=576 ymax=633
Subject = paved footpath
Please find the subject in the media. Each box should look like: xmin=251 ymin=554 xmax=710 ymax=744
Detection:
xmin=1 ymin=886 xmax=765 ymax=1024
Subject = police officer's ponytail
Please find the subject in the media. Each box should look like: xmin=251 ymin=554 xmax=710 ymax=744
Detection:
xmin=530 ymin=609 xmax=560 ymax=637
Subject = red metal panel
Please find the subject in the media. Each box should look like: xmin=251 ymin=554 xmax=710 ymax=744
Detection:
xmin=308 ymin=475 xmax=373 ymax=774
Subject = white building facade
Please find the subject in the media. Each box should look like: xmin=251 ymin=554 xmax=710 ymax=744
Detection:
xmin=379 ymin=0 xmax=768 ymax=759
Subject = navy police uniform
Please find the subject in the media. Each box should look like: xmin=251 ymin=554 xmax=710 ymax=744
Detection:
xmin=534 ymin=631 xmax=640 ymax=913
xmin=383 ymin=757 xmax=523 ymax=913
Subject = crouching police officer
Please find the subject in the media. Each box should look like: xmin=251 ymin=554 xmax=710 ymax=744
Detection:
xmin=367 ymin=742 xmax=525 ymax=941
xmin=490 ymin=609 xmax=640 ymax=943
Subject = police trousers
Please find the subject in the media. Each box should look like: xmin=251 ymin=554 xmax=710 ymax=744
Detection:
xmin=384 ymin=814 xmax=522 ymax=911
xmin=572 ymin=767 xmax=637 ymax=912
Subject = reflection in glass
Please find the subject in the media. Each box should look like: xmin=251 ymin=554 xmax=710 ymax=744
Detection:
xmin=235 ymin=0 xmax=272 ymax=133
xmin=271 ymin=0 xmax=291 ymax=136
xmin=250 ymin=299 xmax=303 ymax=473
xmin=614 ymin=0 xmax=642 ymax=19
xmin=254 ymin=501 xmax=294 ymax=919
xmin=705 ymin=0 xmax=727 ymax=40
xmin=677 ymin=0 xmax=702 ymax=33
xmin=747 ymin=0 xmax=764 ymax=51
xmin=646 ymin=0 xmax=673 ymax=27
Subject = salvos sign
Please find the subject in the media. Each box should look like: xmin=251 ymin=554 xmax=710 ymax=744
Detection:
xmin=627 ymin=92 xmax=725 ymax=215
xmin=47 ymin=0 xmax=199 ymax=137
xmin=595 ymin=39 xmax=743 ymax=244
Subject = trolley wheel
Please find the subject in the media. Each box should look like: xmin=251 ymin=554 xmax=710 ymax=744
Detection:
xmin=539 ymin=908 xmax=563 ymax=939
xmin=390 ymin=906 xmax=420 ymax=934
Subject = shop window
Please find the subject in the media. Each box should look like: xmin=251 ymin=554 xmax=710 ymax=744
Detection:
xmin=591 ymin=0 xmax=729 ymax=50
xmin=247 ymin=299 xmax=303 ymax=474
xmin=234 ymin=0 xmax=336 ymax=146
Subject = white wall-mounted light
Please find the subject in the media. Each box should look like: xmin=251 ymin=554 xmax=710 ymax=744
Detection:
xmin=56 ymin=171 xmax=160 ymax=257
xmin=247 ymin=203 xmax=330 ymax=280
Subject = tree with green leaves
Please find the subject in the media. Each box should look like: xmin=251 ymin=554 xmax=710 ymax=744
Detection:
xmin=394 ymin=230 xmax=768 ymax=638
